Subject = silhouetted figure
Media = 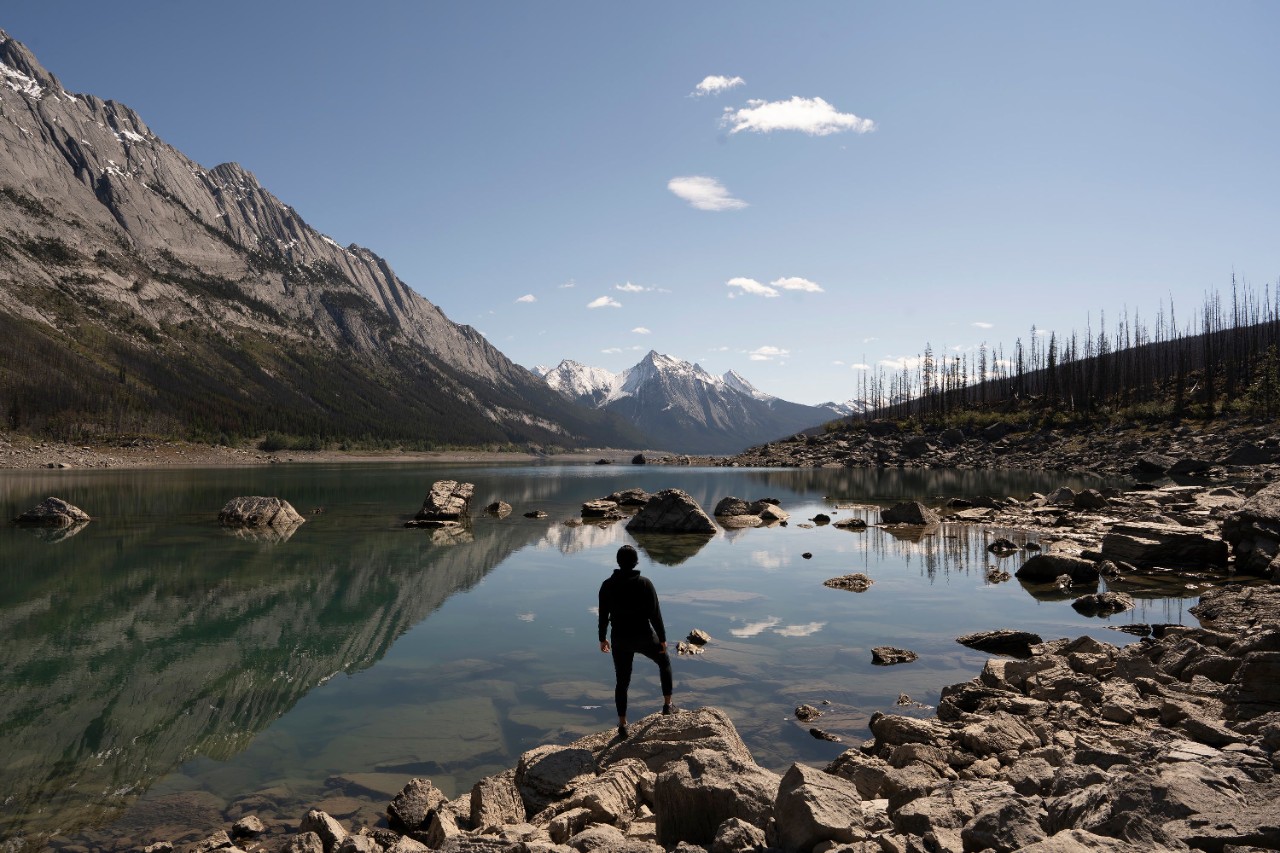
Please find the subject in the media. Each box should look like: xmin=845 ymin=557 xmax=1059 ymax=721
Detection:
xmin=598 ymin=545 xmax=674 ymax=739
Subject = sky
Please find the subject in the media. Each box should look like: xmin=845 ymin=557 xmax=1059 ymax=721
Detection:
xmin=4 ymin=2 xmax=1279 ymax=405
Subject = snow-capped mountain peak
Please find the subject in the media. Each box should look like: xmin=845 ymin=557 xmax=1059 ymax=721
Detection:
xmin=541 ymin=359 xmax=620 ymax=404
xmin=722 ymin=369 xmax=774 ymax=401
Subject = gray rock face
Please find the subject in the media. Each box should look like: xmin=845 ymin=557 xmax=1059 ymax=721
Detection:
xmin=217 ymin=496 xmax=305 ymax=528
xmin=710 ymin=817 xmax=765 ymax=853
xmin=13 ymin=496 xmax=90 ymax=526
xmin=593 ymin=707 xmax=755 ymax=773
xmin=712 ymin=497 xmax=751 ymax=517
xmin=470 ymin=769 xmax=525 ymax=829
xmin=773 ymin=763 xmax=863 ymax=853
xmin=625 ymin=490 xmax=715 ymax=534
xmin=1100 ymin=521 xmax=1229 ymax=569
xmin=652 ymin=748 xmax=780 ymax=846
xmin=880 ymin=501 xmax=940 ymax=525
xmin=516 ymin=745 xmax=598 ymax=817
xmin=417 ymin=481 xmax=475 ymax=521
xmin=582 ymin=500 xmax=622 ymax=520
xmin=299 ymin=809 xmax=348 ymax=852
xmin=388 ymin=777 xmax=448 ymax=834
xmin=1189 ymin=584 xmax=1280 ymax=631
xmin=0 ymin=30 xmax=640 ymax=452
xmin=872 ymin=647 xmax=918 ymax=665
xmin=1222 ymin=481 xmax=1280 ymax=577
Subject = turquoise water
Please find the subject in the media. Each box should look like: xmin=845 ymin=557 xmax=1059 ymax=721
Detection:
xmin=0 ymin=463 xmax=1198 ymax=848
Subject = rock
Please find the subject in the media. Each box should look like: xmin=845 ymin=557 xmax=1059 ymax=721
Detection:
xmin=773 ymin=763 xmax=863 ymax=853
xmin=525 ymin=510 xmax=549 ymax=519
xmin=582 ymin=500 xmax=622 ymax=519
xmin=872 ymin=647 xmax=919 ymax=666
xmin=538 ymin=758 xmax=648 ymax=827
xmin=594 ymin=707 xmax=755 ymax=773
xmin=713 ymin=497 xmax=752 ymax=517
xmin=1073 ymin=489 xmax=1108 ymax=510
xmin=607 ymin=488 xmax=652 ymax=506
xmin=833 ymin=518 xmax=868 ymax=530
xmin=652 ymin=748 xmax=781 ymax=846
xmin=217 ymin=495 xmax=304 ymax=528
xmin=594 ymin=459 xmax=612 ymax=465
xmin=1015 ymin=553 xmax=1099 ymax=583
xmin=987 ymin=537 xmax=1019 ymax=555
xmin=801 ymin=552 xmax=813 ymax=559
xmin=758 ymin=504 xmax=789 ymax=524
xmin=232 ymin=815 xmax=266 ymax=838
xmin=710 ymin=817 xmax=766 ymax=853
xmin=812 ymin=513 xmax=831 ymax=524
xmin=961 ymin=798 xmax=1049 ymax=852
xmin=825 ymin=751 xmax=892 ymax=801
xmin=1223 ymin=651 xmax=1280 ymax=720
xmin=958 ymin=712 xmax=1040 ymax=755
xmin=13 ymin=496 xmax=91 ymax=526
xmin=337 ymin=835 xmax=382 ymax=853
xmin=1071 ymin=592 xmax=1135 ymax=616
xmin=1100 ymin=522 xmax=1229 ymax=569
xmin=470 ymin=768 xmax=525 ymax=828
xmin=388 ymin=778 xmax=447 ymax=833
xmin=415 ymin=480 xmax=475 ymax=521
xmin=1170 ymin=457 xmax=1213 ymax=475
xmin=686 ymin=629 xmax=710 ymax=646
xmin=809 ymin=728 xmax=841 ymax=742
xmin=384 ymin=839 xmax=430 ymax=853
xmin=282 ymin=833 xmax=326 ymax=853
xmin=1222 ymin=481 xmax=1280 ymax=577
xmin=891 ymin=779 xmax=1016 ymax=843
xmin=1134 ymin=454 xmax=1176 ymax=475
xmin=1189 ymin=585 xmax=1280 ymax=632
xmin=516 ymin=744 xmax=597 ymax=816
xmin=869 ymin=713 xmax=940 ymax=746
xmin=625 ymin=490 xmax=716 ymax=534
xmin=880 ymin=502 xmax=940 ymax=525
xmin=795 ymin=705 xmax=822 ymax=722
xmin=485 ymin=501 xmax=513 ymax=517
xmin=823 ymin=574 xmax=873 ymax=592
xmin=299 ymin=810 xmax=348 ymax=853
xmin=982 ymin=422 xmax=1012 ymax=441
xmin=632 ymin=454 xmax=647 ymax=465
xmin=1046 ymin=486 xmax=1077 ymax=506
xmin=956 ymin=629 xmax=1044 ymax=658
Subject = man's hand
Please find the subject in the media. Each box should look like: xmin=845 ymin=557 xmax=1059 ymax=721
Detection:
xmin=600 ymin=640 xmax=610 ymax=653
xmin=659 ymin=641 xmax=667 ymax=654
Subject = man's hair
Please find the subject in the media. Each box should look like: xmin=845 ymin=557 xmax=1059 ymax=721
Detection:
xmin=616 ymin=544 xmax=639 ymax=569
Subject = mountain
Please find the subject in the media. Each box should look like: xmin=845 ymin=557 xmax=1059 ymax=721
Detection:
xmin=818 ymin=398 xmax=873 ymax=418
xmin=537 ymin=350 xmax=836 ymax=454
xmin=0 ymin=30 xmax=641 ymax=448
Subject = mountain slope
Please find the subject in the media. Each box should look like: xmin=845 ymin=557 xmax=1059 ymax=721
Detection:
xmin=0 ymin=30 xmax=641 ymax=447
xmin=539 ymin=351 xmax=836 ymax=454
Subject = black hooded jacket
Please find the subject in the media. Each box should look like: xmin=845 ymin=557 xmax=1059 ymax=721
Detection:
xmin=598 ymin=568 xmax=666 ymax=645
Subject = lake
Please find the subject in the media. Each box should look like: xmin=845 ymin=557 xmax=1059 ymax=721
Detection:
xmin=0 ymin=463 xmax=1204 ymax=849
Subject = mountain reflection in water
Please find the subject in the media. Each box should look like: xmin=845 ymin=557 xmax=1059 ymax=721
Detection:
xmin=0 ymin=463 xmax=1200 ymax=846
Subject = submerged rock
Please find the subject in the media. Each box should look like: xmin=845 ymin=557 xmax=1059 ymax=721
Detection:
xmin=823 ymin=573 xmax=874 ymax=592
xmin=625 ymin=489 xmax=716 ymax=534
xmin=415 ymin=480 xmax=475 ymax=521
xmin=881 ymin=501 xmax=940 ymax=525
xmin=1072 ymin=591 xmax=1136 ymax=616
xmin=956 ymin=629 xmax=1043 ymax=658
xmin=872 ymin=647 xmax=919 ymax=666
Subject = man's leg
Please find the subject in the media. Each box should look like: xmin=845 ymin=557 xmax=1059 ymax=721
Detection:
xmin=611 ymin=644 xmax=635 ymax=736
xmin=636 ymin=641 xmax=674 ymax=713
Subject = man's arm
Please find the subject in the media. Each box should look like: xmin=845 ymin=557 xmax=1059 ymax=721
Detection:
xmin=648 ymin=579 xmax=667 ymax=644
xmin=598 ymin=583 xmax=610 ymax=651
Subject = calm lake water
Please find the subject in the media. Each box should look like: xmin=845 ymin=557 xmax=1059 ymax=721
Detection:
xmin=0 ymin=463 xmax=1205 ymax=848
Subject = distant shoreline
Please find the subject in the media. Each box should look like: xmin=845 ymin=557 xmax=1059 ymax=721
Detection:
xmin=0 ymin=434 xmax=683 ymax=472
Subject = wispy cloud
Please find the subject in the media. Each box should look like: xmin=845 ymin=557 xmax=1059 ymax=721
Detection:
xmin=601 ymin=347 xmax=623 ymax=354
xmin=772 ymin=276 xmax=824 ymax=293
xmin=692 ymin=74 xmax=745 ymax=97
xmin=880 ymin=355 xmax=923 ymax=370
xmin=832 ymin=360 xmax=845 ymax=366
xmin=750 ymin=345 xmax=789 ymax=361
xmin=632 ymin=327 xmax=651 ymax=335
xmin=726 ymin=277 xmax=778 ymax=298
xmin=587 ymin=296 xmax=622 ymax=309
xmin=730 ymin=617 xmax=781 ymax=638
xmin=972 ymin=321 xmax=993 ymax=329
xmin=863 ymin=336 xmax=879 ymax=344
xmin=515 ymin=294 xmax=536 ymax=303
xmin=850 ymin=362 xmax=872 ymax=370
xmin=723 ymin=96 xmax=876 ymax=136
xmin=559 ymin=280 xmax=576 ymax=289
xmin=775 ymin=622 xmax=826 ymax=638
xmin=668 ymin=175 xmax=748 ymax=211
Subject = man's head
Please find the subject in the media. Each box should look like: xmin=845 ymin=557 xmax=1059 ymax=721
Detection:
xmin=616 ymin=544 xmax=639 ymax=570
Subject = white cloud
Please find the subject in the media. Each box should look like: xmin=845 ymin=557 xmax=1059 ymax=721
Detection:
xmin=1035 ymin=328 xmax=1050 ymax=336
xmin=693 ymin=74 xmax=745 ymax=97
xmin=832 ymin=360 xmax=845 ymax=366
xmin=515 ymin=294 xmax=536 ymax=303
xmin=972 ymin=321 xmax=993 ymax=329
xmin=879 ymin=356 xmax=923 ymax=371
xmin=863 ymin=336 xmax=879 ymax=344
xmin=587 ymin=296 xmax=622 ymax=309
xmin=771 ymin=276 xmax=824 ymax=293
xmin=601 ymin=347 xmax=623 ymax=354
xmin=668 ymin=175 xmax=748 ymax=211
xmin=559 ymin=280 xmax=576 ymax=289
xmin=774 ymin=621 xmax=826 ymax=638
xmin=722 ymin=96 xmax=876 ymax=136
xmin=632 ymin=327 xmax=651 ymax=335
xmin=749 ymin=345 xmax=789 ymax=361
xmin=726 ymin=277 xmax=778 ymax=298
xmin=850 ymin=363 xmax=871 ymax=371
xmin=709 ymin=346 xmax=730 ymax=352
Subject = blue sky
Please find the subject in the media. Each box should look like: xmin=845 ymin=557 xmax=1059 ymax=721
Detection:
xmin=5 ymin=2 xmax=1279 ymax=404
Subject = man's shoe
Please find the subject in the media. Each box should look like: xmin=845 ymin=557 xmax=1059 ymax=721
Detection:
xmin=618 ymin=724 xmax=629 ymax=740
xmin=662 ymin=704 xmax=677 ymax=716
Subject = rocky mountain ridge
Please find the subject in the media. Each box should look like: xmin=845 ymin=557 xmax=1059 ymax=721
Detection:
xmin=538 ymin=351 xmax=837 ymax=454
xmin=0 ymin=29 xmax=638 ymax=448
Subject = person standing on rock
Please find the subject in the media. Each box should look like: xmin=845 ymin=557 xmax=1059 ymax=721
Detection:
xmin=598 ymin=544 xmax=674 ymax=739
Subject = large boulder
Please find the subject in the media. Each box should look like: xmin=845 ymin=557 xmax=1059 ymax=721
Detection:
xmin=470 ymin=769 xmax=525 ymax=828
xmin=1100 ymin=522 xmax=1228 ymax=569
xmin=218 ymin=496 xmax=305 ymax=528
xmin=625 ymin=490 xmax=716 ymax=534
xmin=880 ymin=501 xmax=940 ymax=525
xmin=582 ymin=500 xmax=622 ymax=519
xmin=416 ymin=480 xmax=475 ymax=521
xmin=956 ymin=629 xmax=1044 ymax=658
xmin=590 ymin=707 xmax=756 ymax=773
xmin=1190 ymin=585 xmax=1280 ymax=632
xmin=713 ymin=497 xmax=753 ymax=517
xmin=1222 ymin=481 xmax=1280 ymax=577
xmin=652 ymin=748 xmax=780 ymax=846
xmin=388 ymin=778 xmax=448 ymax=834
xmin=1015 ymin=553 xmax=1099 ymax=583
xmin=1071 ymin=591 xmax=1135 ymax=616
xmin=773 ymin=763 xmax=863 ymax=853
xmin=515 ymin=745 xmax=597 ymax=816
xmin=13 ymin=496 xmax=90 ymax=526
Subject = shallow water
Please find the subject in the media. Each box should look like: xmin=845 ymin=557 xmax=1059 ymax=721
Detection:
xmin=0 ymin=463 xmax=1204 ymax=847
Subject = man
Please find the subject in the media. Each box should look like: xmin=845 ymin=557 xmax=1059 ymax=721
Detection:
xmin=598 ymin=544 xmax=674 ymax=739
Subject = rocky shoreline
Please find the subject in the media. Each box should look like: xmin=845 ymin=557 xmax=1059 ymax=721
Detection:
xmin=117 ymin=477 xmax=1280 ymax=853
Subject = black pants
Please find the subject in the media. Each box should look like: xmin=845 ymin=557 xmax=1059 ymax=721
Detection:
xmin=611 ymin=637 xmax=673 ymax=717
